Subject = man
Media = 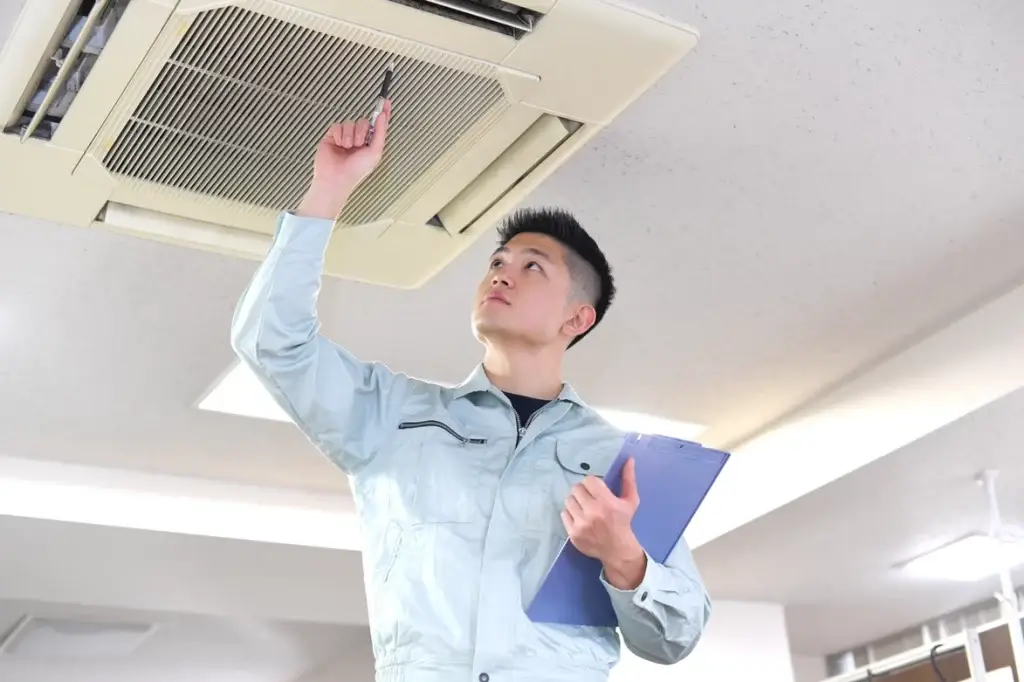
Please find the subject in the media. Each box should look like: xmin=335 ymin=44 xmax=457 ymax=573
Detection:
xmin=231 ymin=101 xmax=711 ymax=682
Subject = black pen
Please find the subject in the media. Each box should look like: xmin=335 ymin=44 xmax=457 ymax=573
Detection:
xmin=366 ymin=61 xmax=395 ymax=145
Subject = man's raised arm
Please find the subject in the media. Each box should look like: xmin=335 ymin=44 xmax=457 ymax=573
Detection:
xmin=230 ymin=102 xmax=404 ymax=474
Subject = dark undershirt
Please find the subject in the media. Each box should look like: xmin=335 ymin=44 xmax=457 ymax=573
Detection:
xmin=504 ymin=392 xmax=550 ymax=430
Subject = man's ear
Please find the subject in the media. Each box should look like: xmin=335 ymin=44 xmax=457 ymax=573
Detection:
xmin=562 ymin=304 xmax=597 ymax=340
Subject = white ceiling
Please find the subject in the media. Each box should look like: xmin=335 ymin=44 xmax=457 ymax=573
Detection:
xmin=0 ymin=516 xmax=375 ymax=682
xmin=695 ymin=385 xmax=1024 ymax=655
xmin=2 ymin=0 xmax=1024 ymax=677
xmin=0 ymin=599 xmax=373 ymax=682
xmin=4 ymin=0 xmax=1024 ymax=488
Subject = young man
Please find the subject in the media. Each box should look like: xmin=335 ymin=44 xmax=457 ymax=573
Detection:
xmin=231 ymin=102 xmax=711 ymax=682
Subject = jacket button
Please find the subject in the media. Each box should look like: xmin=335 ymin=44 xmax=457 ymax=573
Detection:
xmin=640 ymin=591 xmax=648 ymax=602
xmin=580 ymin=462 xmax=590 ymax=470
xmin=479 ymin=674 xmax=490 ymax=682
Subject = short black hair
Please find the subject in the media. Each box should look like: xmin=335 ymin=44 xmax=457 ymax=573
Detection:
xmin=496 ymin=207 xmax=615 ymax=348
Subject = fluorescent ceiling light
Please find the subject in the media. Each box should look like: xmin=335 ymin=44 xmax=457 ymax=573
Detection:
xmin=595 ymin=408 xmax=705 ymax=441
xmin=0 ymin=455 xmax=362 ymax=550
xmin=199 ymin=363 xmax=705 ymax=440
xmin=901 ymin=534 xmax=1024 ymax=582
xmin=0 ymin=616 xmax=158 ymax=658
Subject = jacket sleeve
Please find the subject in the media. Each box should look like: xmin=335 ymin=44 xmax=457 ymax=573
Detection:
xmin=600 ymin=536 xmax=712 ymax=665
xmin=229 ymin=212 xmax=409 ymax=474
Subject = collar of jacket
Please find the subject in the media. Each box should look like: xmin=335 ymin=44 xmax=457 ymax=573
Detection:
xmin=450 ymin=363 xmax=585 ymax=407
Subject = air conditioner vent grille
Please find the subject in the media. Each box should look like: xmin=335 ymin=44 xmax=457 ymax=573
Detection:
xmin=102 ymin=5 xmax=509 ymax=224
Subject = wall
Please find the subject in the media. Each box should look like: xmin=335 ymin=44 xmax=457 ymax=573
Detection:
xmin=611 ymin=601 xmax=795 ymax=682
xmin=791 ymin=653 xmax=828 ymax=682
xmin=291 ymin=650 xmax=376 ymax=682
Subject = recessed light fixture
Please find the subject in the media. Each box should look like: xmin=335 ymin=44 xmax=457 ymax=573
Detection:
xmin=0 ymin=615 xmax=158 ymax=659
xmin=901 ymin=534 xmax=1024 ymax=582
xmin=197 ymin=361 xmax=290 ymax=423
xmin=199 ymin=363 xmax=706 ymax=440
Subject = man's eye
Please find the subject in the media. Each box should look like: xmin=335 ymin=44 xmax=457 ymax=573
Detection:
xmin=526 ymin=261 xmax=541 ymax=271
xmin=490 ymin=259 xmax=502 ymax=269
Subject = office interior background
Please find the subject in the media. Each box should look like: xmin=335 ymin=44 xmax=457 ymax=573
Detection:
xmin=1 ymin=0 xmax=1023 ymax=681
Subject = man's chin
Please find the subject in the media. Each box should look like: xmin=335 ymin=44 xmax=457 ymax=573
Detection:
xmin=472 ymin=319 xmax=515 ymax=344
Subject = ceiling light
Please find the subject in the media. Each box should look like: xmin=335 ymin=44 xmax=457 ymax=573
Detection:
xmin=594 ymin=409 xmax=705 ymax=441
xmin=200 ymin=363 xmax=706 ymax=440
xmin=901 ymin=534 xmax=1024 ymax=582
xmin=197 ymin=361 xmax=290 ymax=423
xmin=197 ymin=362 xmax=455 ymax=423
xmin=0 ymin=616 xmax=158 ymax=659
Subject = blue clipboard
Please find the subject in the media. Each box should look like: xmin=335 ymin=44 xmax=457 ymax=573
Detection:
xmin=525 ymin=432 xmax=729 ymax=628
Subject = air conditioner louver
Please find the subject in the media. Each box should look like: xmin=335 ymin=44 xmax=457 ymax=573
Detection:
xmin=103 ymin=6 xmax=510 ymax=225
xmin=0 ymin=0 xmax=699 ymax=289
xmin=385 ymin=0 xmax=541 ymax=38
xmin=5 ymin=0 xmax=130 ymax=140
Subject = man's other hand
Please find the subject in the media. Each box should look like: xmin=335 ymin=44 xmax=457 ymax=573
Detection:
xmin=562 ymin=457 xmax=647 ymax=589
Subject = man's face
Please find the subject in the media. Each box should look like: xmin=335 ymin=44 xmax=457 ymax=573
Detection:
xmin=471 ymin=233 xmax=591 ymax=348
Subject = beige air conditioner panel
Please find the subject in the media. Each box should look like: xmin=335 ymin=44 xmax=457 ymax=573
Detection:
xmin=72 ymin=1 xmax=546 ymax=232
xmin=0 ymin=0 xmax=698 ymax=289
xmin=0 ymin=138 xmax=116 ymax=227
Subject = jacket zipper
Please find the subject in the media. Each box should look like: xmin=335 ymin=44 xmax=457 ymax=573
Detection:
xmin=513 ymin=405 xmax=544 ymax=447
xmin=397 ymin=420 xmax=488 ymax=445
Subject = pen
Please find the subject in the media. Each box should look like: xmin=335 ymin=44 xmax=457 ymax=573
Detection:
xmin=365 ymin=60 xmax=395 ymax=145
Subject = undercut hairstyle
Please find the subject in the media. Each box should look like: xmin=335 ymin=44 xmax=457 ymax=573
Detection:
xmin=496 ymin=207 xmax=616 ymax=348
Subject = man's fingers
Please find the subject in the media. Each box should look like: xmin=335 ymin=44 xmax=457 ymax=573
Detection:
xmin=324 ymin=123 xmax=343 ymax=146
xmin=560 ymin=509 xmax=574 ymax=532
xmin=369 ymin=100 xmax=391 ymax=152
xmin=340 ymin=121 xmax=356 ymax=148
xmin=565 ymin=494 xmax=584 ymax=520
xmin=323 ymin=101 xmax=391 ymax=151
xmin=619 ymin=457 xmax=639 ymax=502
xmin=353 ymin=118 xmax=370 ymax=146
xmin=581 ymin=475 xmax=614 ymax=502
xmin=571 ymin=482 xmax=596 ymax=505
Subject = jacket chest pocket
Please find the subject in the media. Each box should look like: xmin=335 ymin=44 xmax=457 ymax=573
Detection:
xmin=506 ymin=440 xmax=603 ymax=535
xmin=390 ymin=420 xmax=490 ymax=524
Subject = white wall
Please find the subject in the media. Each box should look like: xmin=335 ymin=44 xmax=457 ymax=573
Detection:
xmin=611 ymin=601 xmax=795 ymax=682
xmin=292 ymin=653 xmax=376 ymax=682
xmin=791 ymin=654 xmax=828 ymax=682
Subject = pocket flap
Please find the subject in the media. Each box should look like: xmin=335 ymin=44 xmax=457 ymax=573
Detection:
xmin=555 ymin=440 xmax=609 ymax=476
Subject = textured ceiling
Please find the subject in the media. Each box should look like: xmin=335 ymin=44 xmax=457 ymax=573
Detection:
xmin=696 ymin=386 xmax=1024 ymax=656
xmin=2 ymin=0 xmax=1024 ymax=493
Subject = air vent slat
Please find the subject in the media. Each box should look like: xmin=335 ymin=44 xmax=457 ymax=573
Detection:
xmin=103 ymin=6 xmax=509 ymax=222
xmin=6 ymin=0 xmax=131 ymax=140
xmin=384 ymin=0 xmax=541 ymax=39
xmin=424 ymin=0 xmax=532 ymax=31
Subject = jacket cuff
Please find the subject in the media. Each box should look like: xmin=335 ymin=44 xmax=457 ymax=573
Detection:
xmin=600 ymin=549 xmax=661 ymax=614
xmin=273 ymin=212 xmax=335 ymax=254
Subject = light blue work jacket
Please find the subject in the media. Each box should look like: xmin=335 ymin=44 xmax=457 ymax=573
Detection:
xmin=230 ymin=213 xmax=711 ymax=682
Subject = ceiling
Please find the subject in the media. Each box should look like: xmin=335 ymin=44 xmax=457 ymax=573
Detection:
xmin=0 ymin=599 xmax=373 ymax=682
xmin=3 ymin=0 xmax=1024 ymax=490
xmin=2 ymin=0 xmax=1024 ymax=678
xmin=0 ymin=516 xmax=375 ymax=682
xmin=695 ymin=384 xmax=1024 ymax=656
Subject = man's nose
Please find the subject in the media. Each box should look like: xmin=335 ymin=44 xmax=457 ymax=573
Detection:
xmin=491 ymin=272 xmax=512 ymax=288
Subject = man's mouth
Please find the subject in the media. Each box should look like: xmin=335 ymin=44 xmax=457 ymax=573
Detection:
xmin=483 ymin=293 xmax=510 ymax=305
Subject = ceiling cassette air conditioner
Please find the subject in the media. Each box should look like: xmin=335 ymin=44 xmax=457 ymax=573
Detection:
xmin=0 ymin=0 xmax=698 ymax=288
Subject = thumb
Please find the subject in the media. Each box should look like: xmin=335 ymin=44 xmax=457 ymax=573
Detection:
xmin=620 ymin=457 xmax=639 ymax=503
xmin=369 ymin=99 xmax=391 ymax=153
